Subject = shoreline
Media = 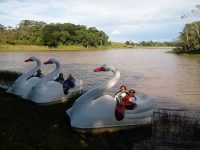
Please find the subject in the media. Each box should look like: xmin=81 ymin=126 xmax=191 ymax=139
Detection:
xmin=0 ymin=44 xmax=173 ymax=52
xmin=167 ymin=50 xmax=200 ymax=56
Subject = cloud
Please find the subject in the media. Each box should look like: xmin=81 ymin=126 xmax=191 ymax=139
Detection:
xmin=0 ymin=0 xmax=199 ymax=42
xmin=111 ymin=29 xmax=122 ymax=35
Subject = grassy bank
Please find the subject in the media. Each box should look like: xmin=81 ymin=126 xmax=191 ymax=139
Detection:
xmin=0 ymin=44 xmax=173 ymax=51
xmin=0 ymin=44 xmax=111 ymax=51
xmin=168 ymin=49 xmax=200 ymax=56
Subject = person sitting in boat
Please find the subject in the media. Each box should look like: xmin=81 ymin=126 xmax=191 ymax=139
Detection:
xmin=115 ymin=88 xmax=137 ymax=121
xmin=118 ymin=88 xmax=137 ymax=110
xmin=63 ymin=74 xmax=76 ymax=95
xmin=55 ymin=73 xmax=64 ymax=84
xmin=35 ymin=69 xmax=44 ymax=78
xmin=114 ymin=85 xmax=128 ymax=103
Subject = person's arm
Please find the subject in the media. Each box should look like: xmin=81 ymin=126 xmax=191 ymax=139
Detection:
xmin=114 ymin=91 xmax=120 ymax=98
xmin=129 ymin=96 xmax=137 ymax=103
xmin=40 ymin=74 xmax=44 ymax=78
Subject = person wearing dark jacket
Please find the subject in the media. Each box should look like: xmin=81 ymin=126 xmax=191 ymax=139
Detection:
xmin=55 ymin=73 xmax=64 ymax=84
xmin=35 ymin=69 xmax=44 ymax=78
xmin=63 ymin=74 xmax=75 ymax=95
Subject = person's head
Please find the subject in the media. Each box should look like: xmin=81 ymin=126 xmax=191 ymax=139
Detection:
xmin=68 ymin=74 xmax=73 ymax=79
xmin=59 ymin=73 xmax=63 ymax=78
xmin=129 ymin=88 xmax=136 ymax=97
xmin=37 ymin=69 xmax=41 ymax=74
xmin=120 ymin=85 xmax=126 ymax=93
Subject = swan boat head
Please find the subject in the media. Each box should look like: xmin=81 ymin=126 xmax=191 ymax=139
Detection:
xmin=20 ymin=56 xmax=42 ymax=82
xmin=44 ymin=58 xmax=57 ymax=65
xmin=25 ymin=56 xmax=39 ymax=63
xmin=6 ymin=56 xmax=42 ymax=96
xmin=74 ymin=64 xmax=120 ymax=104
xmin=35 ymin=58 xmax=61 ymax=86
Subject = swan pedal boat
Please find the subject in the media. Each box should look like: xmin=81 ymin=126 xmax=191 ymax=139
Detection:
xmin=66 ymin=64 xmax=153 ymax=134
xmin=7 ymin=56 xmax=82 ymax=104
xmin=25 ymin=58 xmax=82 ymax=104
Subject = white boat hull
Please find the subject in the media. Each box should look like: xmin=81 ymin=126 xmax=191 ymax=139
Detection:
xmin=67 ymin=94 xmax=153 ymax=133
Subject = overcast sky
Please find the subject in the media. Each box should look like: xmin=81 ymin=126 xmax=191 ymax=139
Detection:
xmin=0 ymin=0 xmax=199 ymax=42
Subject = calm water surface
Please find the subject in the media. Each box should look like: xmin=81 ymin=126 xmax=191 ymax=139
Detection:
xmin=0 ymin=49 xmax=200 ymax=113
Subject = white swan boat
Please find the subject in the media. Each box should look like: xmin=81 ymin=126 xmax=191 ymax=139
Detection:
xmin=66 ymin=64 xmax=153 ymax=134
xmin=26 ymin=58 xmax=82 ymax=104
xmin=7 ymin=56 xmax=42 ymax=97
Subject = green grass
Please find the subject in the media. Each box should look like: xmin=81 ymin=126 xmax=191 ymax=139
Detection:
xmin=0 ymin=44 xmax=112 ymax=51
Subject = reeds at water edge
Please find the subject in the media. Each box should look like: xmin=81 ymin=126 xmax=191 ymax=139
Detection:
xmin=151 ymin=109 xmax=200 ymax=149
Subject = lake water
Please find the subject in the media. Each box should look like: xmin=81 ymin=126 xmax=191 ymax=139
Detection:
xmin=0 ymin=49 xmax=200 ymax=114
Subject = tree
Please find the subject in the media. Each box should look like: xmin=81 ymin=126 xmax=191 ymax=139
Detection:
xmin=125 ymin=41 xmax=130 ymax=45
xmin=175 ymin=21 xmax=200 ymax=52
xmin=42 ymin=24 xmax=61 ymax=47
xmin=174 ymin=4 xmax=200 ymax=52
xmin=0 ymin=20 xmax=110 ymax=48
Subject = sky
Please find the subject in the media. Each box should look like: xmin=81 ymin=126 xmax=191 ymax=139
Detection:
xmin=0 ymin=0 xmax=199 ymax=42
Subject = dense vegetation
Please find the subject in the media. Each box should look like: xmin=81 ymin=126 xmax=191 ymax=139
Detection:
xmin=0 ymin=20 xmax=109 ymax=48
xmin=173 ymin=21 xmax=200 ymax=54
xmin=125 ymin=40 xmax=175 ymax=47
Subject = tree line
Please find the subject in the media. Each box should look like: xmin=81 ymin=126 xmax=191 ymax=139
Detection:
xmin=0 ymin=20 xmax=109 ymax=48
xmin=174 ymin=21 xmax=200 ymax=53
xmin=125 ymin=40 xmax=175 ymax=47
xmin=1 ymin=20 xmax=199 ymax=51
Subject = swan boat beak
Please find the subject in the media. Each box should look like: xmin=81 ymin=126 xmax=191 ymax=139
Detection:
xmin=94 ymin=67 xmax=106 ymax=72
xmin=25 ymin=58 xmax=33 ymax=62
xmin=44 ymin=60 xmax=53 ymax=65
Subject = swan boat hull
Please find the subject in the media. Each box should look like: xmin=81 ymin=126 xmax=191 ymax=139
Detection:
xmin=6 ymin=81 xmax=24 ymax=96
xmin=67 ymin=94 xmax=153 ymax=134
xmin=26 ymin=81 xmax=82 ymax=104
xmin=71 ymin=117 xmax=152 ymax=134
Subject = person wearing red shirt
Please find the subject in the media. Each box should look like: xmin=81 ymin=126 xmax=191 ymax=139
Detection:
xmin=115 ymin=88 xmax=137 ymax=121
xmin=118 ymin=88 xmax=137 ymax=109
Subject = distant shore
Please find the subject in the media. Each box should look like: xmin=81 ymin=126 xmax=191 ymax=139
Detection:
xmin=167 ymin=49 xmax=200 ymax=56
xmin=0 ymin=44 xmax=173 ymax=51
